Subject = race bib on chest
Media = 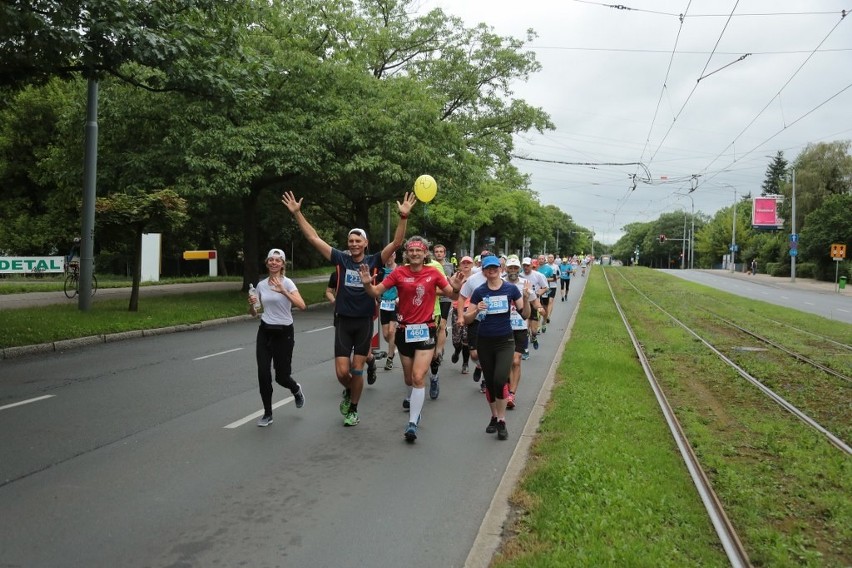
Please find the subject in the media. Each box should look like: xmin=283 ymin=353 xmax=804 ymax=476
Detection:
xmin=344 ymin=269 xmax=364 ymax=288
xmin=486 ymin=295 xmax=510 ymax=314
xmin=404 ymin=324 xmax=431 ymax=343
xmin=380 ymin=299 xmax=396 ymax=311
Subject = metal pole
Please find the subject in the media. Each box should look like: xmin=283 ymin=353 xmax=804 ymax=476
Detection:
xmin=791 ymin=169 xmax=796 ymax=283
xmin=681 ymin=215 xmax=686 ymax=269
xmin=689 ymin=201 xmax=695 ymax=270
xmin=469 ymin=229 xmax=475 ymax=257
xmin=78 ymin=78 xmax=99 ymax=311
xmin=730 ymin=188 xmax=737 ymax=273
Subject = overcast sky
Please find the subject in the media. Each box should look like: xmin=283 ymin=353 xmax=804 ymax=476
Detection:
xmin=420 ymin=0 xmax=852 ymax=245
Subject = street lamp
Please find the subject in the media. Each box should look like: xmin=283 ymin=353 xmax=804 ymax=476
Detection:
xmin=676 ymin=192 xmax=695 ymax=269
xmin=731 ymin=188 xmax=737 ymax=272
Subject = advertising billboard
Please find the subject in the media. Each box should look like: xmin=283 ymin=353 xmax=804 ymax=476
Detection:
xmin=752 ymin=196 xmax=784 ymax=229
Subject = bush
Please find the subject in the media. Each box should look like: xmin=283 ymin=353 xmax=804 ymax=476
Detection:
xmin=796 ymin=262 xmax=815 ymax=278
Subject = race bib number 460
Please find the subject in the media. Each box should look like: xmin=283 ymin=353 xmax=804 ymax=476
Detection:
xmin=404 ymin=324 xmax=430 ymax=343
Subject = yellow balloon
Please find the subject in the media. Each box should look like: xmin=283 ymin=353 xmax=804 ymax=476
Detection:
xmin=413 ymin=174 xmax=438 ymax=203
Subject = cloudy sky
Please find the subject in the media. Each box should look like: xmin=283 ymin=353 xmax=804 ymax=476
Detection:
xmin=420 ymin=0 xmax=851 ymax=245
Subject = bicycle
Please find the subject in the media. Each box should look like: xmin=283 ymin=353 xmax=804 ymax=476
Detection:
xmin=64 ymin=262 xmax=98 ymax=299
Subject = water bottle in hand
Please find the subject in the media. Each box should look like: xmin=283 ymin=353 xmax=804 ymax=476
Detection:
xmin=249 ymin=283 xmax=262 ymax=313
xmin=476 ymin=296 xmax=489 ymax=322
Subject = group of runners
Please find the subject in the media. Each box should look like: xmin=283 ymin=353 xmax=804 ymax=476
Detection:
xmin=250 ymin=190 xmax=588 ymax=444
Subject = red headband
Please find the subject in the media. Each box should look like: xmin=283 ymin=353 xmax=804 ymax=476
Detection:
xmin=406 ymin=240 xmax=428 ymax=251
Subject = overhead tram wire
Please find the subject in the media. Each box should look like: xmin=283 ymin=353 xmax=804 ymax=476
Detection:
xmin=647 ymin=1 xmax=743 ymax=168
xmin=698 ymin=80 xmax=852 ymax=190
xmin=635 ymin=1 xmax=692 ymax=180
xmin=694 ymin=8 xmax=851 ymax=189
xmin=571 ymin=0 xmax=843 ymax=19
xmin=510 ymin=154 xmax=652 ymax=182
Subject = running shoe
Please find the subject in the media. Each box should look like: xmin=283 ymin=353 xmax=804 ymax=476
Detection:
xmin=293 ymin=384 xmax=305 ymax=408
xmin=429 ymin=373 xmax=440 ymax=400
xmin=522 ymin=349 xmax=529 ymax=360
xmin=343 ymin=410 xmax=359 ymax=427
xmin=257 ymin=414 xmax=273 ymax=427
xmin=480 ymin=379 xmax=487 ymax=394
xmin=403 ymin=398 xmax=410 ymax=410
xmin=506 ymin=392 xmax=515 ymax=409
xmin=496 ymin=420 xmax=508 ymax=440
xmin=473 ymin=366 xmax=482 ymax=382
xmin=532 ymin=336 xmax=539 ymax=350
xmin=404 ymin=422 xmax=418 ymax=442
xmin=367 ymin=359 xmax=377 ymax=385
xmin=541 ymin=323 xmax=547 ymax=334
xmin=451 ymin=349 xmax=460 ymax=364
xmin=340 ymin=389 xmax=351 ymax=416
xmin=486 ymin=416 xmax=498 ymax=434
xmin=461 ymin=363 xmax=469 ymax=374
xmin=384 ymin=356 xmax=394 ymax=371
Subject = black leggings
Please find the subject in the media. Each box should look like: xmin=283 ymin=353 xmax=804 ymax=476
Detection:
xmin=476 ymin=334 xmax=515 ymax=400
xmin=256 ymin=323 xmax=298 ymax=415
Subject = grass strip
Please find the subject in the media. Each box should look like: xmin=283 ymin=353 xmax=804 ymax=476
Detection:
xmin=494 ymin=269 xmax=729 ymax=567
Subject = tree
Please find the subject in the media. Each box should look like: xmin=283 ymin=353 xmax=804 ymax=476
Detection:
xmin=761 ymin=151 xmax=788 ymax=195
xmin=798 ymin=193 xmax=852 ymax=280
xmin=95 ymin=190 xmax=188 ymax=311
xmin=781 ymin=141 xmax=852 ymax=235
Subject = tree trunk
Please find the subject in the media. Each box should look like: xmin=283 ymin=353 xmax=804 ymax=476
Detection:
xmin=128 ymin=227 xmax=143 ymax=312
xmin=242 ymin=189 xmax=261 ymax=291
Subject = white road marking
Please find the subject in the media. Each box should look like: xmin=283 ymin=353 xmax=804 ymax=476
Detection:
xmin=804 ymin=302 xmax=815 ymax=306
xmin=306 ymin=326 xmax=333 ymax=334
xmin=194 ymin=348 xmax=243 ymax=361
xmin=0 ymin=395 xmax=55 ymax=412
xmin=838 ymin=308 xmax=850 ymax=313
xmin=223 ymin=396 xmax=295 ymax=429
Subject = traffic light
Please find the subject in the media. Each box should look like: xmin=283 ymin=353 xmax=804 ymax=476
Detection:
xmin=658 ymin=234 xmax=666 ymax=243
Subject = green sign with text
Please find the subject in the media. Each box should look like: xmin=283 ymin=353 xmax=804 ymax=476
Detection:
xmin=0 ymin=257 xmax=65 ymax=274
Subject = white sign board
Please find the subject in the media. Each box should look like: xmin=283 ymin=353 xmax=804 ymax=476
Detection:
xmin=0 ymin=257 xmax=65 ymax=274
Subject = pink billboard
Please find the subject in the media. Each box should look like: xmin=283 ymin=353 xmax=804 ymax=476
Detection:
xmin=752 ymin=196 xmax=784 ymax=229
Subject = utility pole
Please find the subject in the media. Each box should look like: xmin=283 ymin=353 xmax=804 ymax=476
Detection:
xmin=791 ymin=169 xmax=797 ymax=283
xmin=730 ymin=188 xmax=737 ymax=273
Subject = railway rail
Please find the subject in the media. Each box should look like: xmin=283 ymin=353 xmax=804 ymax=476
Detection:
xmin=602 ymin=269 xmax=752 ymax=567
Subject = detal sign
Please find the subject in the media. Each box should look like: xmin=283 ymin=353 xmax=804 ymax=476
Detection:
xmin=0 ymin=257 xmax=65 ymax=274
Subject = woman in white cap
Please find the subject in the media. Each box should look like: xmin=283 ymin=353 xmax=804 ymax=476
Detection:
xmin=249 ymin=248 xmax=307 ymax=427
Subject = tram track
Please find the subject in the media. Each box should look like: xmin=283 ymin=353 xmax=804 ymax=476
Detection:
xmin=610 ymin=268 xmax=850 ymax=455
xmin=602 ymin=269 xmax=752 ymax=568
xmin=700 ymin=308 xmax=851 ymax=384
xmin=601 ymin=267 xmax=852 ymax=566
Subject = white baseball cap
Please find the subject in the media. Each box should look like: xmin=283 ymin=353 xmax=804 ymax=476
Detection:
xmin=522 ymin=257 xmax=532 ymax=265
xmin=266 ymin=248 xmax=286 ymax=261
xmin=506 ymin=257 xmax=521 ymax=268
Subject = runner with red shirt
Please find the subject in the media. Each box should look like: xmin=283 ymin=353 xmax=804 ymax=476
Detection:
xmin=360 ymin=236 xmax=462 ymax=442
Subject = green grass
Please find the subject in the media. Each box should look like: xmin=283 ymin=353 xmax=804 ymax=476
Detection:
xmin=0 ymin=282 xmax=328 ymax=349
xmin=494 ymin=269 xmax=729 ymax=567
xmin=494 ymin=268 xmax=852 ymax=567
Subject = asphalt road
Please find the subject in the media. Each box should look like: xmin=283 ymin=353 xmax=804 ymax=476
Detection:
xmin=662 ymin=269 xmax=852 ymax=324
xmin=0 ymin=275 xmax=586 ymax=568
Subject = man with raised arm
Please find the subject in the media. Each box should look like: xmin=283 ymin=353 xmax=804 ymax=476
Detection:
xmin=281 ymin=190 xmax=416 ymax=427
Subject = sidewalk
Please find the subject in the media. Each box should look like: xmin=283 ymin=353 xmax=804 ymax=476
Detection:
xmin=704 ymin=269 xmax=850 ymax=296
